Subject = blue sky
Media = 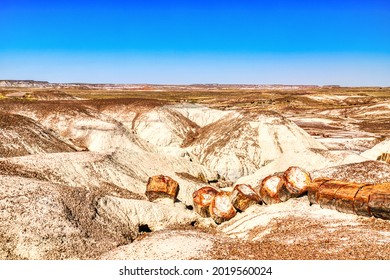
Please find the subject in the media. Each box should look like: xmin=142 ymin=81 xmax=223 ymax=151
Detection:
xmin=1 ymin=0 xmax=389 ymax=85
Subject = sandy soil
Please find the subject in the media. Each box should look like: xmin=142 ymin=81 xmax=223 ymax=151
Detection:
xmin=1 ymin=85 xmax=390 ymax=260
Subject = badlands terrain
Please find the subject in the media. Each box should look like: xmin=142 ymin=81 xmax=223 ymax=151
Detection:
xmin=1 ymin=81 xmax=390 ymax=260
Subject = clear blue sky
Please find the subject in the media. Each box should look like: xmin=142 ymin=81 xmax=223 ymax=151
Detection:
xmin=1 ymin=0 xmax=389 ymax=85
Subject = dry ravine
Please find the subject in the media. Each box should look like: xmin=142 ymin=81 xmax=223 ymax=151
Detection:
xmin=1 ymin=85 xmax=390 ymax=260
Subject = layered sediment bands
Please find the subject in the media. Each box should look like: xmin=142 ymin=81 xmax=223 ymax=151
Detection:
xmin=0 ymin=112 xmax=76 ymax=157
xmin=187 ymin=110 xmax=327 ymax=181
xmin=309 ymin=179 xmax=390 ymax=219
xmin=1 ymin=85 xmax=390 ymax=260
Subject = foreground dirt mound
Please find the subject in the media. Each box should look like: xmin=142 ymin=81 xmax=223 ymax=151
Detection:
xmin=100 ymin=229 xmax=219 ymax=260
xmin=100 ymin=197 xmax=390 ymax=260
xmin=0 ymin=176 xmax=131 ymax=259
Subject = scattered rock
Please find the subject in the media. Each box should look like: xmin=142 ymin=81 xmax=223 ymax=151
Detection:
xmin=312 ymin=160 xmax=390 ymax=184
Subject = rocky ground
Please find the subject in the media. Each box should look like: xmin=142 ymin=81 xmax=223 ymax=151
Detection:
xmin=0 ymin=84 xmax=389 ymax=259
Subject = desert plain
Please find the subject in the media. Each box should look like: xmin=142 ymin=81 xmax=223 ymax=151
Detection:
xmin=1 ymin=80 xmax=390 ymax=259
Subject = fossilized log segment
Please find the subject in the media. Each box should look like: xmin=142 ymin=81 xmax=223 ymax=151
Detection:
xmin=317 ymin=180 xmax=364 ymax=211
xmin=145 ymin=175 xmax=179 ymax=201
xmin=230 ymin=184 xmax=261 ymax=211
xmin=334 ymin=184 xmax=366 ymax=214
xmin=283 ymin=166 xmax=312 ymax=199
xmin=377 ymin=153 xmax=390 ymax=164
xmin=259 ymin=175 xmax=285 ymax=205
xmin=308 ymin=179 xmax=390 ymax=220
xmin=307 ymin=178 xmax=332 ymax=204
xmin=209 ymin=191 xmax=236 ymax=224
xmin=354 ymin=185 xmax=375 ymax=217
xmin=316 ymin=181 xmax=344 ymax=210
xmin=192 ymin=186 xmax=220 ymax=217
xmin=368 ymin=183 xmax=390 ymax=220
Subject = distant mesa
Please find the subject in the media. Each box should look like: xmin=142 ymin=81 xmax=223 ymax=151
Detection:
xmin=0 ymin=79 xmax=326 ymax=90
xmin=0 ymin=80 xmax=49 ymax=88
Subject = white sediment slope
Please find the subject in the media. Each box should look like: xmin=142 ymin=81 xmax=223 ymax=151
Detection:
xmin=1 ymin=98 xmax=388 ymax=260
xmin=95 ymin=196 xmax=209 ymax=239
xmin=100 ymin=230 xmax=217 ymax=260
xmin=169 ymin=103 xmax=233 ymax=127
xmin=127 ymin=104 xmax=335 ymax=182
xmin=360 ymin=138 xmax=390 ymax=160
xmin=187 ymin=110 xmax=329 ymax=181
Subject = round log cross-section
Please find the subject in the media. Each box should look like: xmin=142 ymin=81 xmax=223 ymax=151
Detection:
xmin=145 ymin=175 xmax=179 ymax=202
xmin=209 ymin=191 xmax=237 ymax=224
xmin=282 ymin=166 xmax=312 ymax=199
xmin=193 ymin=186 xmax=220 ymax=217
xmin=259 ymin=175 xmax=285 ymax=205
xmin=230 ymin=184 xmax=261 ymax=211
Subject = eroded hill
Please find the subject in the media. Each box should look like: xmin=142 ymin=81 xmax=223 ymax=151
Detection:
xmin=0 ymin=85 xmax=389 ymax=259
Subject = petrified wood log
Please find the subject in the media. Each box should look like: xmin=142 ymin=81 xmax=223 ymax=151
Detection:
xmin=230 ymin=184 xmax=261 ymax=211
xmin=259 ymin=175 xmax=285 ymax=205
xmin=308 ymin=179 xmax=390 ymax=220
xmin=368 ymin=183 xmax=390 ymax=220
xmin=282 ymin=166 xmax=312 ymax=199
xmin=377 ymin=153 xmax=390 ymax=164
xmin=316 ymin=181 xmax=342 ymax=210
xmin=309 ymin=179 xmax=368 ymax=213
xmin=209 ymin=191 xmax=237 ymax=224
xmin=193 ymin=186 xmax=220 ymax=217
xmin=334 ymin=183 xmax=367 ymax=214
xmin=307 ymin=177 xmax=332 ymax=204
xmin=145 ymin=175 xmax=179 ymax=202
xmin=354 ymin=185 xmax=375 ymax=217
